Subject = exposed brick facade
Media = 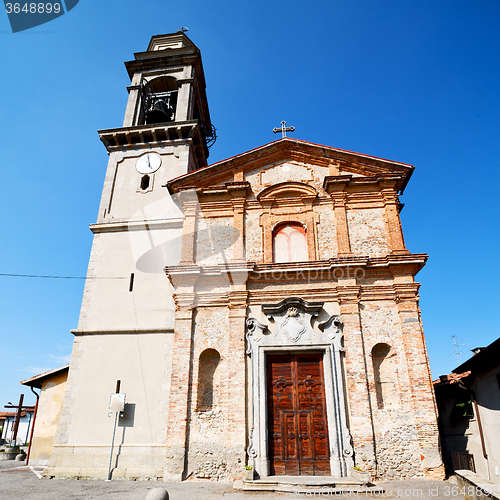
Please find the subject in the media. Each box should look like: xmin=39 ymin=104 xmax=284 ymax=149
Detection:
xmin=164 ymin=138 xmax=444 ymax=481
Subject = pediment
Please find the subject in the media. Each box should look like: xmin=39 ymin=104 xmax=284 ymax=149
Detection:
xmin=167 ymin=138 xmax=414 ymax=194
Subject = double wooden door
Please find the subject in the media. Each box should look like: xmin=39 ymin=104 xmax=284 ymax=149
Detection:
xmin=267 ymin=353 xmax=330 ymax=476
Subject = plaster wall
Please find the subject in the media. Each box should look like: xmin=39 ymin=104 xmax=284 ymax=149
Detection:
xmin=468 ymin=365 xmax=500 ymax=483
xmin=28 ymin=371 xmax=68 ymax=466
xmin=99 ymin=148 xmax=188 ymax=222
xmin=46 ymin=332 xmax=173 ymax=478
xmin=78 ymin=227 xmax=180 ymax=331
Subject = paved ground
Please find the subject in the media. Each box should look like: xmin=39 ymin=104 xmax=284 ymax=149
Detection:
xmin=0 ymin=460 xmax=465 ymax=500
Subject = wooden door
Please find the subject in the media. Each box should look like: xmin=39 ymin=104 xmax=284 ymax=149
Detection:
xmin=267 ymin=353 xmax=330 ymax=476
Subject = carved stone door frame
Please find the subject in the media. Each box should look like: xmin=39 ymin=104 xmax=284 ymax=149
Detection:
xmin=246 ymin=297 xmax=354 ymax=479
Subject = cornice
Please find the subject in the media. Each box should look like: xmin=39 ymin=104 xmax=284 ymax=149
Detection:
xmin=98 ymin=121 xmax=208 ymax=169
xmin=71 ymin=328 xmax=174 ymax=336
xmin=125 ymin=46 xmax=201 ymax=79
xmin=324 ymin=172 xmax=407 ymax=195
xmin=164 ymin=254 xmax=428 ymax=287
xmin=174 ymin=283 xmax=421 ymax=308
xmin=167 ymin=139 xmax=414 ymax=193
xmin=90 ymin=218 xmax=183 ymax=234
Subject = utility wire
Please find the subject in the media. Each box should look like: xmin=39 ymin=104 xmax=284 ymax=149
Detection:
xmin=0 ymin=273 xmax=127 ymax=280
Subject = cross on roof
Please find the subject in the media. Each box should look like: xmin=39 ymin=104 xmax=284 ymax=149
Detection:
xmin=273 ymin=120 xmax=295 ymax=138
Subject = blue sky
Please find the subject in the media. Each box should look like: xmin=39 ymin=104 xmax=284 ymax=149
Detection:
xmin=1 ymin=0 xmax=499 ymax=409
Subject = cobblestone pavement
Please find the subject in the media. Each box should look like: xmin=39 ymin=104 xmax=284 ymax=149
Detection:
xmin=0 ymin=461 xmax=465 ymax=500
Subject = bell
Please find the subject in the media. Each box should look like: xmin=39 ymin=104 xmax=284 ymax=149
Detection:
xmin=147 ymin=98 xmax=174 ymax=124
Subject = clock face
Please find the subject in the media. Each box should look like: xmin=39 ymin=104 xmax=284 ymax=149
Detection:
xmin=136 ymin=153 xmax=162 ymax=174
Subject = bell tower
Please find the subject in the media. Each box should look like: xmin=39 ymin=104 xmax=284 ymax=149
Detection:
xmin=46 ymin=33 xmax=215 ymax=480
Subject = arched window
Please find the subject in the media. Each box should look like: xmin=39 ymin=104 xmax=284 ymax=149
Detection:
xmin=197 ymin=349 xmax=220 ymax=410
xmin=273 ymin=222 xmax=308 ymax=263
xmin=372 ymin=343 xmax=395 ymax=409
xmin=140 ymin=175 xmax=150 ymax=191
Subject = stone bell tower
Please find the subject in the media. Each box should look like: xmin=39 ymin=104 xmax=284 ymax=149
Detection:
xmin=46 ymin=32 xmax=215 ymax=480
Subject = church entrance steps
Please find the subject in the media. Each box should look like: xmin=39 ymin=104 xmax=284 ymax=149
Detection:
xmin=234 ymin=476 xmax=384 ymax=495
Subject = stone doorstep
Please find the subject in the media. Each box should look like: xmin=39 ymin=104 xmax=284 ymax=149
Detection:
xmin=43 ymin=466 xmax=164 ymax=480
xmin=234 ymin=477 xmax=385 ymax=495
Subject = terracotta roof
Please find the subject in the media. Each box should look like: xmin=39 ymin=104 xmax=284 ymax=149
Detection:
xmin=20 ymin=364 xmax=69 ymax=388
xmin=0 ymin=410 xmax=34 ymax=418
xmin=433 ymin=371 xmax=471 ymax=387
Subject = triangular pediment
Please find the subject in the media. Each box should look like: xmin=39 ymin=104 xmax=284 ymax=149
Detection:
xmin=167 ymin=138 xmax=414 ymax=194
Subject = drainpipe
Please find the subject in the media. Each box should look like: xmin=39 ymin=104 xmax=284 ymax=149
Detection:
xmin=25 ymin=386 xmax=40 ymax=465
xmin=471 ymin=390 xmax=489 ymax=480
xmin=458 ymin=381 xmax=489 ymax=480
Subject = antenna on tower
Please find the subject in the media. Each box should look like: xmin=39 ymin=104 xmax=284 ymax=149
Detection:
xmin=451 ymin=335 xmax=471 ymax=365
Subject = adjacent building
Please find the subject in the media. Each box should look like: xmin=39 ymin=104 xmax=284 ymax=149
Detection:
xmin=434 ymin=337 xmax=500 ymax=483
xmin=21 ymin=365 xmax=69 ymax=466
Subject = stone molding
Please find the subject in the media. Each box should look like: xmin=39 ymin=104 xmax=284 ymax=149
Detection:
xmin=90 ymin=218 xmax=183 ymax=234
xmin=246 ymin=297 xmax=353 ymax=479
xmin=70 ymin=328 xmax=174 ymax=336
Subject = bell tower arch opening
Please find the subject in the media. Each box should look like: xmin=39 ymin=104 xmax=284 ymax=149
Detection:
xmin=140 ymin=76 xmax=179 ymax=125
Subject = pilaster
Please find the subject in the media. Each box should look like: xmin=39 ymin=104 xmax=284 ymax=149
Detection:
xmin=227 ymin=182 xmax=249 ymax=263
xmin=323 ymin=176 xmax=353 ymax=257
xmin=338 ymin=284 xmax=376 ymax=472
xmin=332 ymin=192 xmax=352 ymax=257
xmin=226 ymin=292 xmax=248 ymax=452
xmin=123 ymin=72 xmax=142 ymax=127
xmin=175 ymin=81 xmax=191 ymax=122
xmin=178 ymin=191 xmax=199 ymax=265
xmin=164 ymin=301 xmax=195 ymax=481
xmin=381 ymin=187 xmax=408 ymax=254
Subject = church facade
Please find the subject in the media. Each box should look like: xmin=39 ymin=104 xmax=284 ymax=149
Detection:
xmin=45 ymin=32 xmax=443 ymax=482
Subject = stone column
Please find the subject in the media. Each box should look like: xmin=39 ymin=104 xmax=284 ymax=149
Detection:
xmin=381 ymin=187 xmax=407 ymax=254
xmin=338 ymin=284 xmax=377 ymax=474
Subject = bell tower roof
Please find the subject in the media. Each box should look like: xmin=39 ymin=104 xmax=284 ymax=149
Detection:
xmin=100 ymin=31 xmax=215 ymax=172
xmin=147 ymin=32 xmax=196 ymax=51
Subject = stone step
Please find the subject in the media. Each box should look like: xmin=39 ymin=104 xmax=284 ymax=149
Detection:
xmin=234 ymin=477 xmax=385 ymax=495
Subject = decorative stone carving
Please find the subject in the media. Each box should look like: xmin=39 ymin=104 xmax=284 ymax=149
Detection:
xmin=246 ymin=296 xmax=353 ymax=478
xmin=245 ymin=318 xmax=268 ymax=353
xmin=247 ymin=427 xmax=257 ymax=458
xmin=278 ymin=307 xmax=306 ymax=342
